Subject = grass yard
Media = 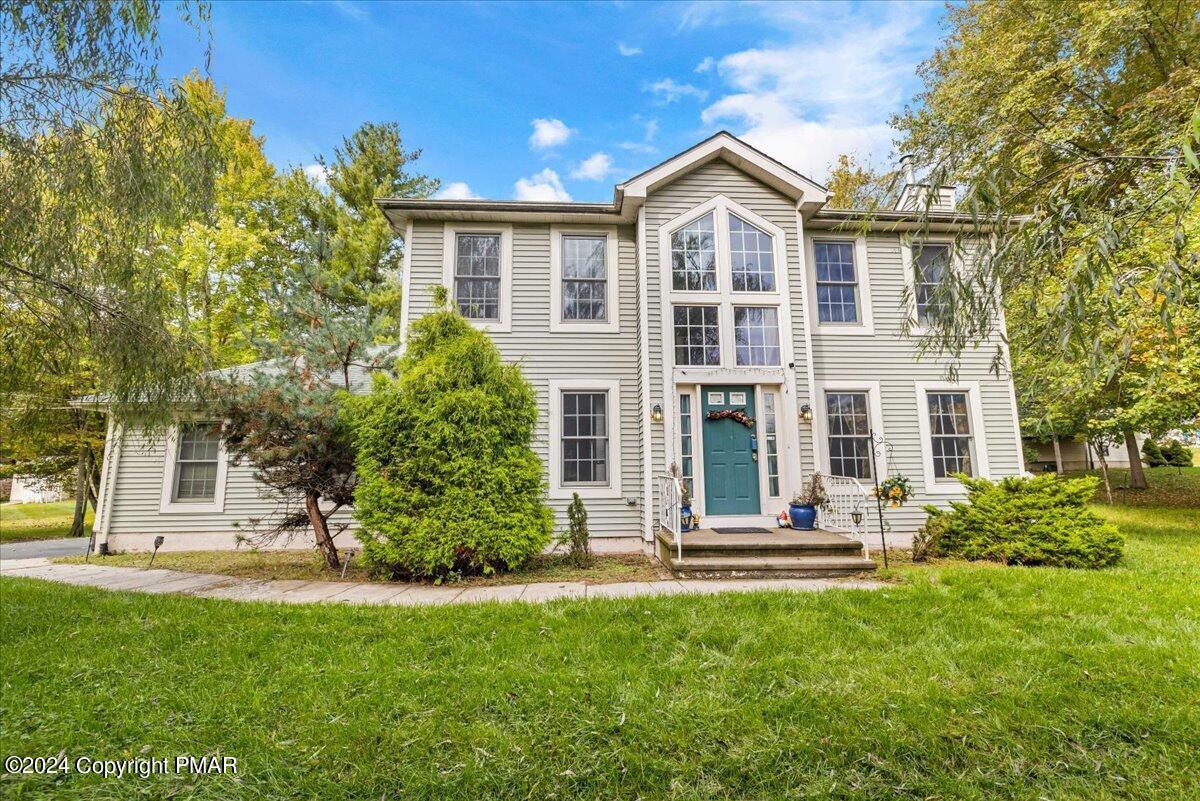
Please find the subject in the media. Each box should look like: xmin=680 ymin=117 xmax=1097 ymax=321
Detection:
xmin=2 ymin=469 xmax=1198 ymax=799
xmin=54 ymin=550 xmax=668 ymax=586
xmin=0 ymin=501 xmax=90 ymax=543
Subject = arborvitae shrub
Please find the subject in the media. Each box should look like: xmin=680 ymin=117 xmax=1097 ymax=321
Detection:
xmin=351 ymin=294 xmax=553 ymax=580
xmin=923 ymin=474 xmax=1123 ymax=568
xmin=560 ymin=493 xmax=593 ymax=568
xmin=1161 ymin=439 xmax=1192 ymax=467
xmin=1142 ymin=438 xmax=1167 ymax=467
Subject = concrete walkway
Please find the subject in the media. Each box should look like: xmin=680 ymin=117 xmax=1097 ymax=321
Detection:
xmin=0 ymin=557 xmax=883 ymax=606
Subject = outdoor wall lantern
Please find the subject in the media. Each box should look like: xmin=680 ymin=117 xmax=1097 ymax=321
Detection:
xmin=799 ymin=403 xmax=813 ymax=423
xmin=651 ymin=404 xmax=664 ymax=423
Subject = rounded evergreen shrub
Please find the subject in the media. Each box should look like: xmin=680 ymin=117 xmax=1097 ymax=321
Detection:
xmin=351 ymin=292 xmax=553 ymax=580
xmin=922 ymin=474 xmax=1123 ymax=568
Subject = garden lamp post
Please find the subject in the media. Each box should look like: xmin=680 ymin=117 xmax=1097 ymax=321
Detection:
xmin=868 ymin=429 xmax=891 ymax=569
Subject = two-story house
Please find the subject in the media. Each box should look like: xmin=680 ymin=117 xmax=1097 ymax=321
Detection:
xmin=88 ymin=133 xmax=1023 ymax=567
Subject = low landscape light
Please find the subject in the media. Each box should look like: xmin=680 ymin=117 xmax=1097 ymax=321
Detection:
xmin=147 ymin=535 xmax=165 ymax=569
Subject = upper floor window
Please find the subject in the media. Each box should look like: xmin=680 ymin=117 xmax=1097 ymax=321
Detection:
xmin=173 ymin=422 xmax=221 ymax=501
xmin=670 ymin=212 xmax=717 ymax=291
xmin=728 ymin=214 xmax=775 ymax=292
xmin=454 ymin=233 xmax=501 ymax=320
xmin=913 ymin=243 xmax=951 ymax=326
xmin=814 ymin=241 xmax=859 ymax=323
xmin=561 ymin=235 xmax=607 ymax=321
xmin=733 ymin=306 xmax=781 ymax=366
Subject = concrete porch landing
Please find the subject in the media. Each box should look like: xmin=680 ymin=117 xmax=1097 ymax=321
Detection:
xmin=656 ymin=527 xmax=877 ymax=579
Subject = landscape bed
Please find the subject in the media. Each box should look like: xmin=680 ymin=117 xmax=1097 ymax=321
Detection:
xmin=53 ymin=551 xmax=668 ymax=586
xmin=2 ymin=467 xmax=1198 ymax=799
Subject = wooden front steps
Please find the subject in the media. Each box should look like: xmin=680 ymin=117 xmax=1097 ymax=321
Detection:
xmin=655 ymin=527 xmax=876 ymax=579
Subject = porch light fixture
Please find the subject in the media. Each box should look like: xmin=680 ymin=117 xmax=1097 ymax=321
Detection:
xmin=651 ymin=404 xmax=664 ymax=423
xmin=799 ymin=403 xmax=813 ymax=423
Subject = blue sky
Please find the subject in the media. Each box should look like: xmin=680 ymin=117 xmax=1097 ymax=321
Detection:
xmin=158 ymin=1 xmax=948 ymax=202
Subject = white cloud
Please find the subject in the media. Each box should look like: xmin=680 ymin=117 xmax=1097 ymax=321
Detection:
xmin=617 ymin=42 xmax=642 ymax=57
xmin=330 ymin=0 xmax=368 ymax=22
xmin=434 ymin=181 xmax=480 ymax=200
xmin=529 ymin=118 xmax=574 ymax=150
xmin=570 ymin=152 xmax=615 ymax=181
xmin=694 ymin=56 xmax=715 ymax=73
xmin=647 ymin=78 xmax=709 ymax=104
xmin=618 ymin=119 xmax=660 ymax=154
xmin=696 ymin=3 xmax=937 ymax=177
xmin=303 ymin=163 xmax=329 ymax=188
xmin=514 ymin=168 xmax=572 ymax=202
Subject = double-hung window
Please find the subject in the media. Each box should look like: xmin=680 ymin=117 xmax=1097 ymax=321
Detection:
xmin=728 ymin=213 xmax=775 ymax=291
xmin=561 ymin=235 xmax=607 ymax=321
xmin=825 ymin=393 xmax=873 ymax=479
xmin=926 ymin=391 xmax=975 ymax=479
xmin=561 ymin=391 xmax=609 ymax=485
xmin=454 ymin=233 xmax=502 ymax=320
xmin=670 ymin=212 xmax=717 ymax=291
xmin=172 ymin=422 xmax=221 ymax=501
xmin=673 ymin=306 xmax=720 ymax=366
xmin=913 ymin=243 xmax=951 ymax=326
xmin=733 ymin=306 xmax=780 ymax=366
xmin=814 ymin=241 xmax=859 ymax=323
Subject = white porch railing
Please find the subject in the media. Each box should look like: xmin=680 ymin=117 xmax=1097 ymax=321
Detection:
xmin=822 ymin=474 xmax=871 ymax=558
xmin=655 ymin=473 xmax=683 ymax=561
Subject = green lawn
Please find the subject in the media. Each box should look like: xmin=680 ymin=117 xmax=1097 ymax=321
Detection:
xmin=0 ymin=500 xmax=90 ymax=543
xmin=1 ymin=470 xmax=1198 ymax=799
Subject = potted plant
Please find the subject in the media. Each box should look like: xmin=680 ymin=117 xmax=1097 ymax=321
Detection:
xmin=874 ymin=474 xmax=913 ymax=508
xmin=789 ymin=473 xmax=830 ymax=530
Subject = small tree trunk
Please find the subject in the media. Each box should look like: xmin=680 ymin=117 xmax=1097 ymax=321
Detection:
xmin=68 ymin=444 xmax=89 ymax=538
xmin=305 ymin=491 xmax=341 ymax=570
xmin=1092 ymin=438 xmax=1113 ymax=504
xmin=1124 ymin=430 xmax=1148 ymax=489
xmin=1052 ymin=436 xmax=1064 ymax=474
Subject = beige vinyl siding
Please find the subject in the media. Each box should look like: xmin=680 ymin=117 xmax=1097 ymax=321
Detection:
xmin=104 ymin=424 xmax=357 ymax=551
xmin=643 ymin=160 xmax=816 ymax=483
xmin=407 ymin=221 xmax=643 ymax=544
xmin=810 ymin=235 xmax=1022 ymax=532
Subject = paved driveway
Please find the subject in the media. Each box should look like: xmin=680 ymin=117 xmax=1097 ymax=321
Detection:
xmin=0 ymin=537 xmax=91 ymax=561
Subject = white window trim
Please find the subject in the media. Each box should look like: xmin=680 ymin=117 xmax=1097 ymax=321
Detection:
xmin=805 ymin=235 xmax=874 ymax=335
xmin=658 ymin=195 xmax=790 ymax=371
xmin=900 ymin=234 xmax=960 ymax=337
xmin=159 ymin=420 xmax=228 ymax=514
xmin=814 ymin=380 xmax=885 ymax=479
xmin=548 ymin=379 xmax=623 ymax=499
xmin=549 ymin=226 xmax=619 ymax=333
xmin=914 ymin=380 xmax=990 ymax=494
xmin=442 ymin=223 xmax=513 ymax=334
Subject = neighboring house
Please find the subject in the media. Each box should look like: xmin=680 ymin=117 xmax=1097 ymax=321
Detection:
xmin=1024 ymin=434 xmax=1147 ymax=473
xmin=8 ymin=474 xmax=67 ymax=504
xmin=87 ymin=132 xmax=1024 ymax=555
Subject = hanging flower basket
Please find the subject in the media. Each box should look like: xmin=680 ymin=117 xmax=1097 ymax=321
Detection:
xmin=873 ymin=474 xmax=913 ymax=508
xmin=706 ymin=408 xmax=755 ymax=428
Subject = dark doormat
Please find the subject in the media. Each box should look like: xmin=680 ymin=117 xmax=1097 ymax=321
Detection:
xmin=712 ymin=527 xmax=772 ymax=534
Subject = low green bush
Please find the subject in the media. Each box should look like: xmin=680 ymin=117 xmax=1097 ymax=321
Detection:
xmin=351 ymin=290 xmax=553 ymax=580
xmin=1162 ymin=439 xmax=1193 ymax=467
xmin=1143 ymin=438 xmax=1167 ymax=467
xmin=922 ymin=474 xmax=1123 ymax=568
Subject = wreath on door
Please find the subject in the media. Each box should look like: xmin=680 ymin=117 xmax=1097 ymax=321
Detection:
xmin=706 ymin=408 xmax=755 ymax=428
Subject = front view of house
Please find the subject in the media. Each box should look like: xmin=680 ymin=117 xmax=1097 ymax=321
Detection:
xmin=89 ymin=132 xmax=1024 ymax=556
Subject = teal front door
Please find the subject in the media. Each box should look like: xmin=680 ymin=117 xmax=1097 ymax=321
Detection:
xmin=701 ymin=386 xmax=760 ymax=515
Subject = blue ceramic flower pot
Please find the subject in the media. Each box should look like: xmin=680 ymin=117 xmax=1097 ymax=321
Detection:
xmin=789 ymin=504 xmax=817 ymax=530
xmin=680 ymin=505 xmax=693 ymax=531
